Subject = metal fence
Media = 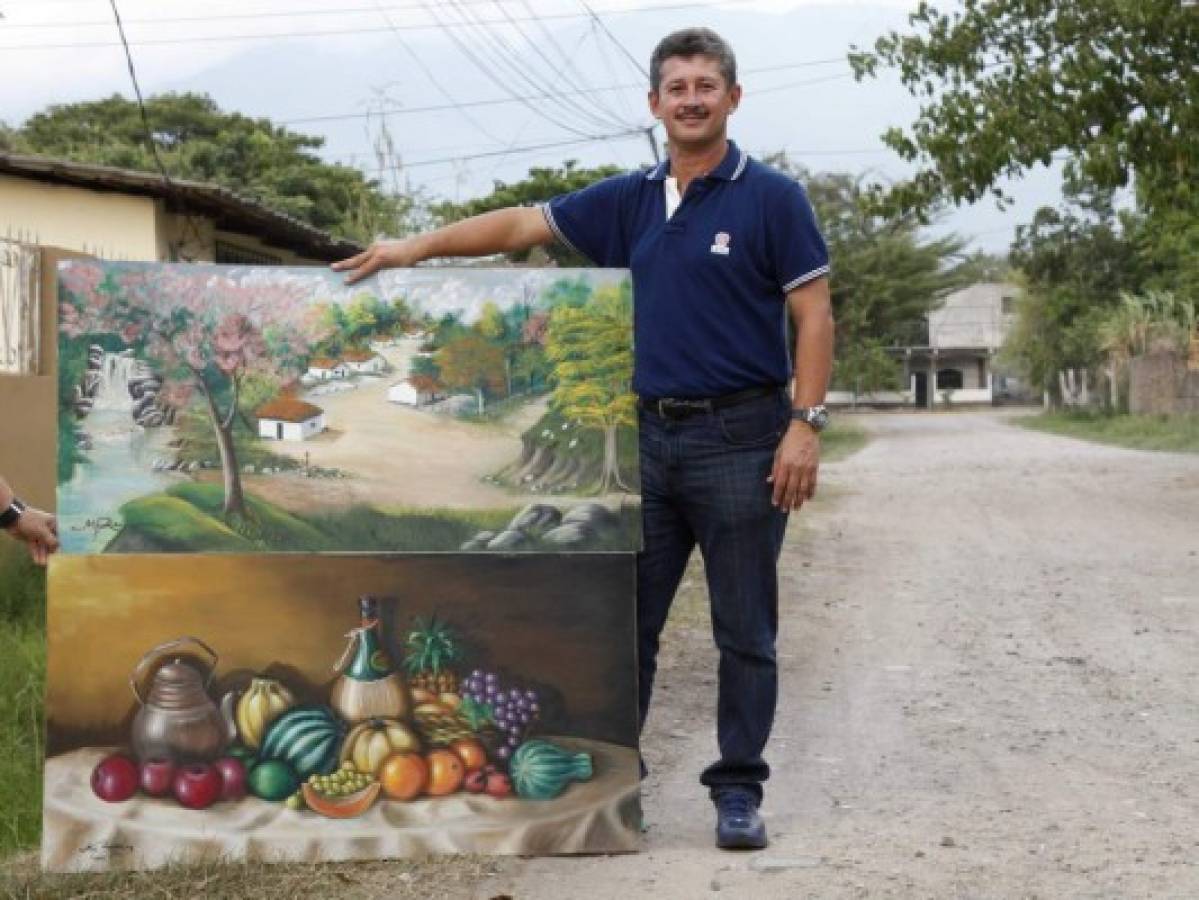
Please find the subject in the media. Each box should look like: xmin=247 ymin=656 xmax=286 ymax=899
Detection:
xmin=0 ymin=238 xmax=40 ymax=375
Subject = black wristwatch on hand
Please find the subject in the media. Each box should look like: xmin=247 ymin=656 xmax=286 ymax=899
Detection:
xmin=0 ymin=497 xmax=26 ymax=530
xmin=791 ymin=405 xmax=830 ymax=432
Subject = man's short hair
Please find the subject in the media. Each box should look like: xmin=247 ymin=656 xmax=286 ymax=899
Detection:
xmin=649 ymin=28 xmax=738 ymax=93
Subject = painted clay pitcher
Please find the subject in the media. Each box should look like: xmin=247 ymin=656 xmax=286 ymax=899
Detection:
xmin=130 ymin=636 xmax=236 ymax=762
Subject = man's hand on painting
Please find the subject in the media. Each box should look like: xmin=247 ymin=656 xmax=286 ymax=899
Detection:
xmin=332 ymin=238 xmax=423 ymax=285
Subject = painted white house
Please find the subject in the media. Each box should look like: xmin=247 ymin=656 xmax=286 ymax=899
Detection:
xmin=306 ymin=357 xmax=348 ymax=381
xmin=256 ymin=397 xmax=326 ymax=441
xmin=341 ymin=348 xmax=385 ymax=375
xmin=388 ymin=375 xmax=443 ymax=407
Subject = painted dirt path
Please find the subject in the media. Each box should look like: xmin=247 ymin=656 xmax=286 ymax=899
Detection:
xmin=241 ymin=339 xmax=548 ymax=511
xmin=473 ymin=409 xmax=1199 ymax=898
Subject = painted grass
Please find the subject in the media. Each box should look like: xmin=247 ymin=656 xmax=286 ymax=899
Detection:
xmin=117 ymin=486 xmax=639 ymax=553
xmin=1017 ymin=411 xmax=1199 ymax=454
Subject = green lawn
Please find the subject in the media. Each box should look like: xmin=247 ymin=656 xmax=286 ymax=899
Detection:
xmin=1017 ymin=411 xmax=1199 ymax=454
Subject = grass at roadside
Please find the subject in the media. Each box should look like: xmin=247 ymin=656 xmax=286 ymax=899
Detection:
xmin=0 ymin=542 xmax=46 ymax=859
xmin=821 ymin=418 xmax=869 ymax=462
xmin=1017 ymin=410 xmax=1199 ymax=454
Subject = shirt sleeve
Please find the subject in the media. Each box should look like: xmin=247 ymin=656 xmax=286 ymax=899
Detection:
xmin=541 ymin=174 xmax=630 ymax=268
xmin=768 ymin=180 xmax=830 ymax=292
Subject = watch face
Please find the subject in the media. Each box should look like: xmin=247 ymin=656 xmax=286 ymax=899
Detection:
xmin=812 ymin=408 xmax=830 ymax=430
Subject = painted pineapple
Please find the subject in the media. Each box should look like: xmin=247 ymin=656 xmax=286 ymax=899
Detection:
xmin=403 ymin=615 xmax=462 ymax=696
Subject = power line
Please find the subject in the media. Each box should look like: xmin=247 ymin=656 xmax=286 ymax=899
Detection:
xmin=0 ymin=0 xmax=765 ymax=49
xmin=374 ymin=129 xmax=646 ymax=170
xmin=277 ymin=58 xmax=851 ymax=126
xmin=106 ymin=0 xmax=169 ymax=185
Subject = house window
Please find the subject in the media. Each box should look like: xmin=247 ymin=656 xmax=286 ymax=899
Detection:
xmin=215 ymin=240 xmax=282 ymax=266
xmin=1001 ymin=295 xmax=1016 ymax=315
xmin=937 ymin=368 xmax=964 ymax=389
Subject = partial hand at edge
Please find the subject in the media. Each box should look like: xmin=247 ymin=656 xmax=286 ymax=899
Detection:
xmin=331 ymin=238 xmax=423 ymax=285
xmin=9 ymin=507 xmax=59 ymax=566
xmin=768 ymin=422 xmax=820 ymax=511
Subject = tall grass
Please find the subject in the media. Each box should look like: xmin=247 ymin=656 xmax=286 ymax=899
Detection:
xmin=0 ymin=541 xmax=46 ymax=858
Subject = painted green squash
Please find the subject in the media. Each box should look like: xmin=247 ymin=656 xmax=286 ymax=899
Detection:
xmin=509 ymin=740 xmax=593 ymax=800
xmin=259 ymin=705 xmax=345 ymax=779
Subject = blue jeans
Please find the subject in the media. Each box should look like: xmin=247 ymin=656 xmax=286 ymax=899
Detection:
xmin=636 ymin=389 xmax=791 ymax=803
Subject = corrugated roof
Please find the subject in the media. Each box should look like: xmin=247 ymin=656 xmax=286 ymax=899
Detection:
xmin=256 ymin=397 xmax=324 ymax=423
xmin=0 ymin=151 xmax=364 ymax=263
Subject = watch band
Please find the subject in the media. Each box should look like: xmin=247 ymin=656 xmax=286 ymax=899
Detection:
xmin=0 ymin=497 xmax=27 ymax=529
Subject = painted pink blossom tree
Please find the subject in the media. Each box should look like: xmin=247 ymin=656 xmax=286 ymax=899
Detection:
xmin=60 ymin=263 xmax=330 ymax=518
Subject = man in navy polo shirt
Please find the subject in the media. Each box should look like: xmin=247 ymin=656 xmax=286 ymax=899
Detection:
xmin=336 ymin=27 xmax=834 ymax=850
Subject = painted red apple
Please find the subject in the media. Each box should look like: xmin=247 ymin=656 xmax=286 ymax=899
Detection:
xmin=91 ymin=754 xmax=139 ymax=802
xmin=173 ymin=763 xmax=222 ymax=810
xmin=463 ymin=768 xmax=487 ymax=794
xmin=139 ymin=758 xmax=176 ymax=798
xmin=213 ymin=757 xmax=247 ymax=801
xmin=485 ymin=771 xmax=513 ymax=799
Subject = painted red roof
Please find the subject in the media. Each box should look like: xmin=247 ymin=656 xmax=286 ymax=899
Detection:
xmin=256 ymin=398 xmax=324 ymax=423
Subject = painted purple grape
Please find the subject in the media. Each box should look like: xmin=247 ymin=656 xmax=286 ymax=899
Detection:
xmin=486 ymin=672 xmax=499 ymax=684
xmin=525 ymin=690 xmax=537 ymax=701
xmin=529 ymin=703 xmax=540 ymax=714
xmin=496 ymin=746 xmax=510 ymax=760
xmin=507 ymin=734 xmax=521 ymax=748
xmin=519 ymin=712 xmax=530 ymax=725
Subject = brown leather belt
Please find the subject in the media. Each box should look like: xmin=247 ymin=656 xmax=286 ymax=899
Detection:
xmin=637 ymin=385 xmax=781 ymax=420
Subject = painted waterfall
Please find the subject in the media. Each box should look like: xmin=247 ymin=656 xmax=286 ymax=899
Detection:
xmin=57 ymin=262 xmax=641 ymax=554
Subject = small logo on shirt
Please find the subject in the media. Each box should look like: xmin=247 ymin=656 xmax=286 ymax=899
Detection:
xmin=710 ymin=231 xmax=731 ymax=256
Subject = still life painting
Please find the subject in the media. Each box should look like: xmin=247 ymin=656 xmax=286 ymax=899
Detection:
xmin=56 ymin=262 xmax=640 ymax=554
xmin=42 ymin=553 xmax=640 ymax=871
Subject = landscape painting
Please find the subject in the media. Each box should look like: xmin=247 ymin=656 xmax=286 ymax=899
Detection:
xmin=56 ymin=262 xmax=640 ymax=554
xmin=42 ymin=553 xmax=640 ymax=871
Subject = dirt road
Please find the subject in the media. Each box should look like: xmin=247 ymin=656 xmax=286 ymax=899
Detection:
xmin=479 ymin=409 xmax=1199 ymax=898
xmin=251 ymin=339 xmax=547 ymax=511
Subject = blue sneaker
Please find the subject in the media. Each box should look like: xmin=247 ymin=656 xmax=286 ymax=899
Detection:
xmin=713 ymin=789 xmax=767 ymax=850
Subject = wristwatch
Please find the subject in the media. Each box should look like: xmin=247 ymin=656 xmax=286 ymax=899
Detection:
xmin=0 ymin=497 xmax=27 ymax=530
xmin=791 ymin=405 xmax=830 ymax=432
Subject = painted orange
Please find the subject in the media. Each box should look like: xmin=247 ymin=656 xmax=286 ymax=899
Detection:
xmin=378 ymin=752 xmax=428 ymax=801
xmin=425 ymin=749 xmax=466 ymax=796
xmin=449 ymin=738 xmax=487 ymax=772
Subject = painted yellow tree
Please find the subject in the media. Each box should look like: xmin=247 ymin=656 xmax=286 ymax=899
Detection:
xmin=545 ymin=282 xmax=634 ymax=492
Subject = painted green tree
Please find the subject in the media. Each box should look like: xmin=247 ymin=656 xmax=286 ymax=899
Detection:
xmin=545 ymin=282 xmax=634 ymax=492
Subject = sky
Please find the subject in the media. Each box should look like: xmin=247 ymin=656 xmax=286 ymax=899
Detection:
xmin=0 ymin=0 xmax=1067 ymax=255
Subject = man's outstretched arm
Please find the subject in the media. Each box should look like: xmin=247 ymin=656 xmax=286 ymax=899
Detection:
xmin=333 ymin=207 xmax=554 ymax=284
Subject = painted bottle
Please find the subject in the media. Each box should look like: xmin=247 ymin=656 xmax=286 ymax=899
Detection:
xmin=330 ymin=596 xmax=409 ymax=724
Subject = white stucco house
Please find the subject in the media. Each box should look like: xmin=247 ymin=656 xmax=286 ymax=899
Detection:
xmin=828 ymin=282 xmax=1022 ymax=408
xmin=388 ymin=375 xmax=443 ymax=407
xmin=306 ymin=357 xmax=348 ymax=381
xmin=256 ymin=397 xmax=326 ymax=441
xmin=342 ymin=348 xmax=385 ymax=375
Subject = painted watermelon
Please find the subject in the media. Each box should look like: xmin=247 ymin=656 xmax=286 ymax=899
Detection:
xmin=259 ymin=705 xmax=345 ymax=779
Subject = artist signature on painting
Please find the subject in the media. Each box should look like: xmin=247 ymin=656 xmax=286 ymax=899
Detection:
xmin=70 ymin=516 xmax=122 ymax=536
xmin=78 ymin=841 xmax=134 ymax=860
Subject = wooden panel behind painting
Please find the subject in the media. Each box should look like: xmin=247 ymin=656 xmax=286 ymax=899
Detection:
xmin=46 ymin=554 xmax=637 ymax=755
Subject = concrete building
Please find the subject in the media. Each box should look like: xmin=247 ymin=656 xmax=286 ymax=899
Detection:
xmin=341 ymin=349 xmax=385 ymax=375
xmin=827 ymin=282 xmax=1021 ymax=408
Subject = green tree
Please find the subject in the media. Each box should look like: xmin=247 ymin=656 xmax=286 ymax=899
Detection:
xmin=769 ymin=158 xmax=969 ymax=389
xmin=545 ymin=281 xmax=635 ymax=492
xmin=435 ymin=161 xmax=623 ymax=265
xmin=7 ymin=93 xmax=405 ymax=243
xmin=1002 ymin=190 xmax=1147 ymax=396
xmin=849 ymin=0 xmax=1199 ymax=220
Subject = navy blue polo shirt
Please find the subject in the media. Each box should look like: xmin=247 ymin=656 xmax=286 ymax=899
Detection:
xmin=542 ymin=140 xmax=828 ymax=398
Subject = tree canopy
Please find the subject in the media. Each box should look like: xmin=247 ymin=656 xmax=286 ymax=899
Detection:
xmin=434 ymin=160 xmax=623 ymax=266
xmin=2 ymin=93 xmax=404 ymax=244
xmin=849 ymin=0 xmax=1199 ymax=219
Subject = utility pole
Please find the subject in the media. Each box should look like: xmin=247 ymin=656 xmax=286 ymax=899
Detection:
xmin=645 ymin=125 xmax=662 ymax=165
